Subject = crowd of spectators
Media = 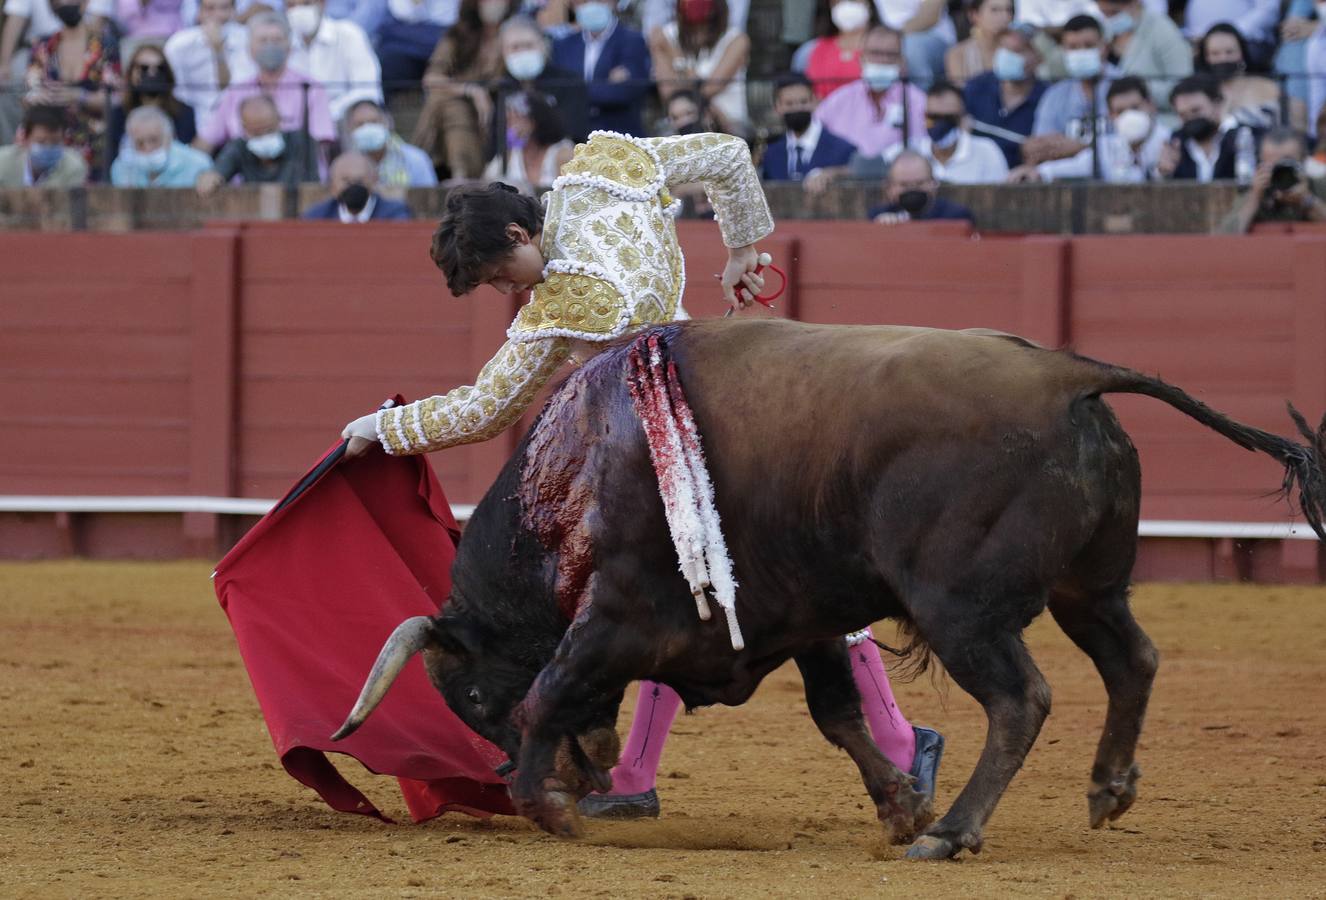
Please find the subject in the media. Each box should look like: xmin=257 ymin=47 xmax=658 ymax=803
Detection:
xmin=0 ymin=0 xmax=1324 ymax=228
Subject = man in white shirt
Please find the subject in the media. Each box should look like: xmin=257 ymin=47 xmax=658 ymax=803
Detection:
xmin=285 ymin=0 xmax=382 ymax=121
xmin=885 ymin=81 xmax=1008 ymax=184
xmin=164 ymin=0 xmax=255 ymax=117
xmin=1011 ymin=76 xmax=1170 ymax=182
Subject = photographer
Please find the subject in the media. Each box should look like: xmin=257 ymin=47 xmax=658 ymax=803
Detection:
xmin=1219 ymin=128 xmax=1326 ymax=233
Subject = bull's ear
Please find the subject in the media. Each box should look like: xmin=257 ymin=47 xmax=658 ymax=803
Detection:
xmin=432 ymin=616 xmax=485 ymax=659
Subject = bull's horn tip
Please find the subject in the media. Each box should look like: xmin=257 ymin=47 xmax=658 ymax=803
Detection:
xmin=330 ymin=721 xmax=357 ymax=741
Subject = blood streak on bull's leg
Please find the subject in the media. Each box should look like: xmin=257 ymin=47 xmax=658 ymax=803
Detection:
xmin=628 ymin=336 xmax=713 ymax=621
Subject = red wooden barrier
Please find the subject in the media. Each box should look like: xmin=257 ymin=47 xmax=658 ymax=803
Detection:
xmin=2 ymin=222 xmax=1322 ymax=579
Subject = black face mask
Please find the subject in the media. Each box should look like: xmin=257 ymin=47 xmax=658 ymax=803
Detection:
xmin=782 ymin=110 xmax=812 ymax=134
xmin=926 ymin=116 xmax=960 ymax=143
xmin=1179 ymin=116 xmax=1219 ymax=142
xmin=135 ymin=73 xmax=172 ymax=97
xmin=1208 ymin=60 xmax=1243 ymax=81
xmin=898 ymin=189 xmax=931 ymax=215
xmin=338 ymin=182 xmax=371 ymax=214
xmin=54 ymin=3 xmax=83 ymax=27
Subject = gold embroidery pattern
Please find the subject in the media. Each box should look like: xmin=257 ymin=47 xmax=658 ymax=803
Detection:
xmin=647 ymin=133 xmax=774 ymax=249
xmin=559 ymin=135 xmax=658 ymax=189
xmin=509 ymin=272 xmax=626 ymax=338
xmin=378 ymin=338 xmax=571 ymax=454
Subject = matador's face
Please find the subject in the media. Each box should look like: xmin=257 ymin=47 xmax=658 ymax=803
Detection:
xmin=480 ymin=226 xmax=547 ymax=296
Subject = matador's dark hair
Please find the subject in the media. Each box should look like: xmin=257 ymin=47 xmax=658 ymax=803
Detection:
xmin=429 ymin=183 xmax=544 ymax=296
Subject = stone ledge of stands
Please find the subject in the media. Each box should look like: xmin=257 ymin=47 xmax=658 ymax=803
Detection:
xmin=0 ymin=180 xmax=1240 ymax=234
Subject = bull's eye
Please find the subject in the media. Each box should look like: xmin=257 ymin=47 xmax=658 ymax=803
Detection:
xmin=466 ymin=687 xmax=482 ymax=707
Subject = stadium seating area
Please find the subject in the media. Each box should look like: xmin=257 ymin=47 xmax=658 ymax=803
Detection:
xmin=0 ymin=0 xmax=1323 ymax=231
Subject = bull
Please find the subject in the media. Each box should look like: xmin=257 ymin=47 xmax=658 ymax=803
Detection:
xmin=333 ymin=319 xmax=1326 ymax=859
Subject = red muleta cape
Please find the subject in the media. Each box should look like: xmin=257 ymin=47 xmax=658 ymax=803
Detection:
xmin=213 ymin=427 xmax=514 ymax=823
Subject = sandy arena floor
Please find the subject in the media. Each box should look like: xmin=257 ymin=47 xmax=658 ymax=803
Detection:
xmin=2 ymin=561 xmax=1324 ymax=898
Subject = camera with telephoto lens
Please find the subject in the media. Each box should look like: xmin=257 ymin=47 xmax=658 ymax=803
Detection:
xmin=1269 ymin=158 xmax=1303 ymax=193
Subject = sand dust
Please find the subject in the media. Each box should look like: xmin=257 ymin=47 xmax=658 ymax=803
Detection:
xmin=2 ymin=561 xmax=1325 ymax=898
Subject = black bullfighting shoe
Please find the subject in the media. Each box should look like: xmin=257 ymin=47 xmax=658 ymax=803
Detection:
xmin=909 ymin=726 xmax=945 ymax=802
xmin=576 ymin=788 xmax=661 ymax=819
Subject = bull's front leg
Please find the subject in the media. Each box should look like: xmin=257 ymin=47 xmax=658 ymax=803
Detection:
xmin=509 ymin=613 xmax=629 ymax=837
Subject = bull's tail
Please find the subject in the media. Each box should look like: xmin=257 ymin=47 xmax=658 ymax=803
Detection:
xmin=331 ymin=616 xmax=435 ymax=741
xmin=1088 ymin=361 xmax=1326 ymax=541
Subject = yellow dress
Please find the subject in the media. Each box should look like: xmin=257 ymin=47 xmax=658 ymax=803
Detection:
xmin=375 ymin=131 xmax=775 ymax=455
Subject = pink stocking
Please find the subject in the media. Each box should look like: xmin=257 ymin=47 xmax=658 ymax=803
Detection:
xmin=848 ymin=629 xmax=916 ymax=773
xmin=605 ymin=680 xmax=681 ymax=795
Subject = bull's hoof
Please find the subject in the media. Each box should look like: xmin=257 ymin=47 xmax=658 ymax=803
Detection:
xmin=904 ymin=835 xmax=959 ymax=860
xmin=905 ymin=828 xmax=982 ymax=861
xmin=878 ymin=783 xmax=935 ymax=845
xmin=518 ymin=788 xmax=584 ymax=838
xmin=1087 ymin=764 xmax=1141 ymax=829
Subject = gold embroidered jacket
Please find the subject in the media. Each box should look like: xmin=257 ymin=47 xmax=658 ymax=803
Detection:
xmin=375 ymin=130 xmax=774 ymax=455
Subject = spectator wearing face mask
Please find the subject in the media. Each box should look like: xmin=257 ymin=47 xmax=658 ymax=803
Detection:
xmin=0 ymin=0 xmax=115 ymax=140
xmin=798 ymin=0 xmax=874 ymax=100
xmin=1010 ymin=76 xmax=1170 ymax=182
xmin=0 ymin=103 xmax=88 ymax=185
xmin=871 ymin=0 xmax=956 ymax=89
xmin=1022 ymin=15 xmax=1114 ymax=166
xmin=197 ymin=11 xmax=336 ymax=152
xmin=884 ymin=80 xmax=1007 ymax=183
xmin=1220 ymin=128 xmax=1326 ymax=232
xmin=23 ymin=0 xmax=120 ymax=180
xmin=963 ymin=26 xmax=1046 ymax=167
xmin=412 ymin=0 xmax=512 ymax=180
xmin=649 ymin=0 xmax=749 ymax=136
xmin=867 ymin=149 xmax=973 ymax=223
xmin=302 ymin=149 xmax=412 ymax=220
xmin=1096 ymin=0 xmax=1190 ymax=115
xmin=491 ymin=16 xmax=587 ymax=145
xmin=944 ymin=0 xmax=1012 ymax=86
xmin=760 ymin=72 xmax=857 ymax=195
xmin=1198 ymin=23 xmax=1298 ymax=131
xmin=110 ymin=105 xmax=214 ymax=186
xmin=107 ymin=44 xmax=197 ymax=173
xmin=815 ymin=24 xmax=927 ymax=158
xmin=1157 ymin=74 xmax=1262 ymax=182
xmin=551 ymin=0 xmax=652 ymax=136
xmin=196 ymin=93 xmax=319 ymax=194
xmin=164 ymin=0 xmax=254 ymax=119
xmin=285 ymin=0 xmax=382 ymax=121
xmin=1184 ymin=0 xmax=1279 ymax=68
xmin=343 ymin=98 xmax=435 ymax=189
xmin=482 ymin=88 xmax=572 ymax=192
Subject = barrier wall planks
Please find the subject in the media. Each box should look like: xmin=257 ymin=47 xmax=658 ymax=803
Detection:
xmin=2 ymin=222 xmax=1323 ymax=579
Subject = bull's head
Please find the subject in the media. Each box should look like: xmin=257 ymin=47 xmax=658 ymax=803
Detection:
xmin=422 ymin=615 xmax=541 ymax=763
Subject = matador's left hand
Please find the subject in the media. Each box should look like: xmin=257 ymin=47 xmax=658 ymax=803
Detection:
xmin=721 ymin=244 xmax=765 ymax=313
xmin=341 ymin=412 xmax=378 ymax=460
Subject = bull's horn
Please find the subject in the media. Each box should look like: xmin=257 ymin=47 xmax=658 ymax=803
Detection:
xmin=331 ymin=616 xmax=434 ymax=741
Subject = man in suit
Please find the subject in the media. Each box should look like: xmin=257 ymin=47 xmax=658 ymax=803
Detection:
xmin=759 ymin=72 xmax=858 ymax=195
xmin=551 ymin=0 xmax=652 ymax=136
xmin=1158 ymin=74 xmax=1262 ymax=183
xmin=495 ymin=16 xmax=589 ymax=145
xmin=302 ymin=151 xmax=412 ymax=222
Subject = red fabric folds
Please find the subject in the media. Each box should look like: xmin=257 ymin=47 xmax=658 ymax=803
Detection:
xmin=213 ymin=435 xmax=515 ymax=823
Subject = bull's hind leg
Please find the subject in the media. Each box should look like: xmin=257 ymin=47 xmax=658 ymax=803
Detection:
xmin=794 ymin=641 xmax=934 ymax=843
xmin=905 ymin=614 xmax=1051 ymax=860
xmin=1048 ymin=582 xmax=1159 ymax=829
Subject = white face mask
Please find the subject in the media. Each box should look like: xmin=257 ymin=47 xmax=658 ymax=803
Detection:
xmin=137 ymin=145 xmax=170 ymax=172
xmin=861 ymin=62 xmax=900 ymax=92
xmin=247 ymin=131 xmax=286 ymax=159
xmin=1114 ymin=108 xmax=1152 ymax=144
xmin=287 ymin=3 xmax=321 ymax=37
xmin=505 ymin=48 xmax=546 ymax=80
xmin=352 ymin=121 xmax=389 ymax=152
xmin=1063 ymin=47 xmax=1103 ymax=79
xmin=830 ymin=0 xmax=870 ymax=33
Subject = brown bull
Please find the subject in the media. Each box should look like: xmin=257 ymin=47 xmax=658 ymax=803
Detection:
xmin=335 ymin=319 xmax=1326 ymax=859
